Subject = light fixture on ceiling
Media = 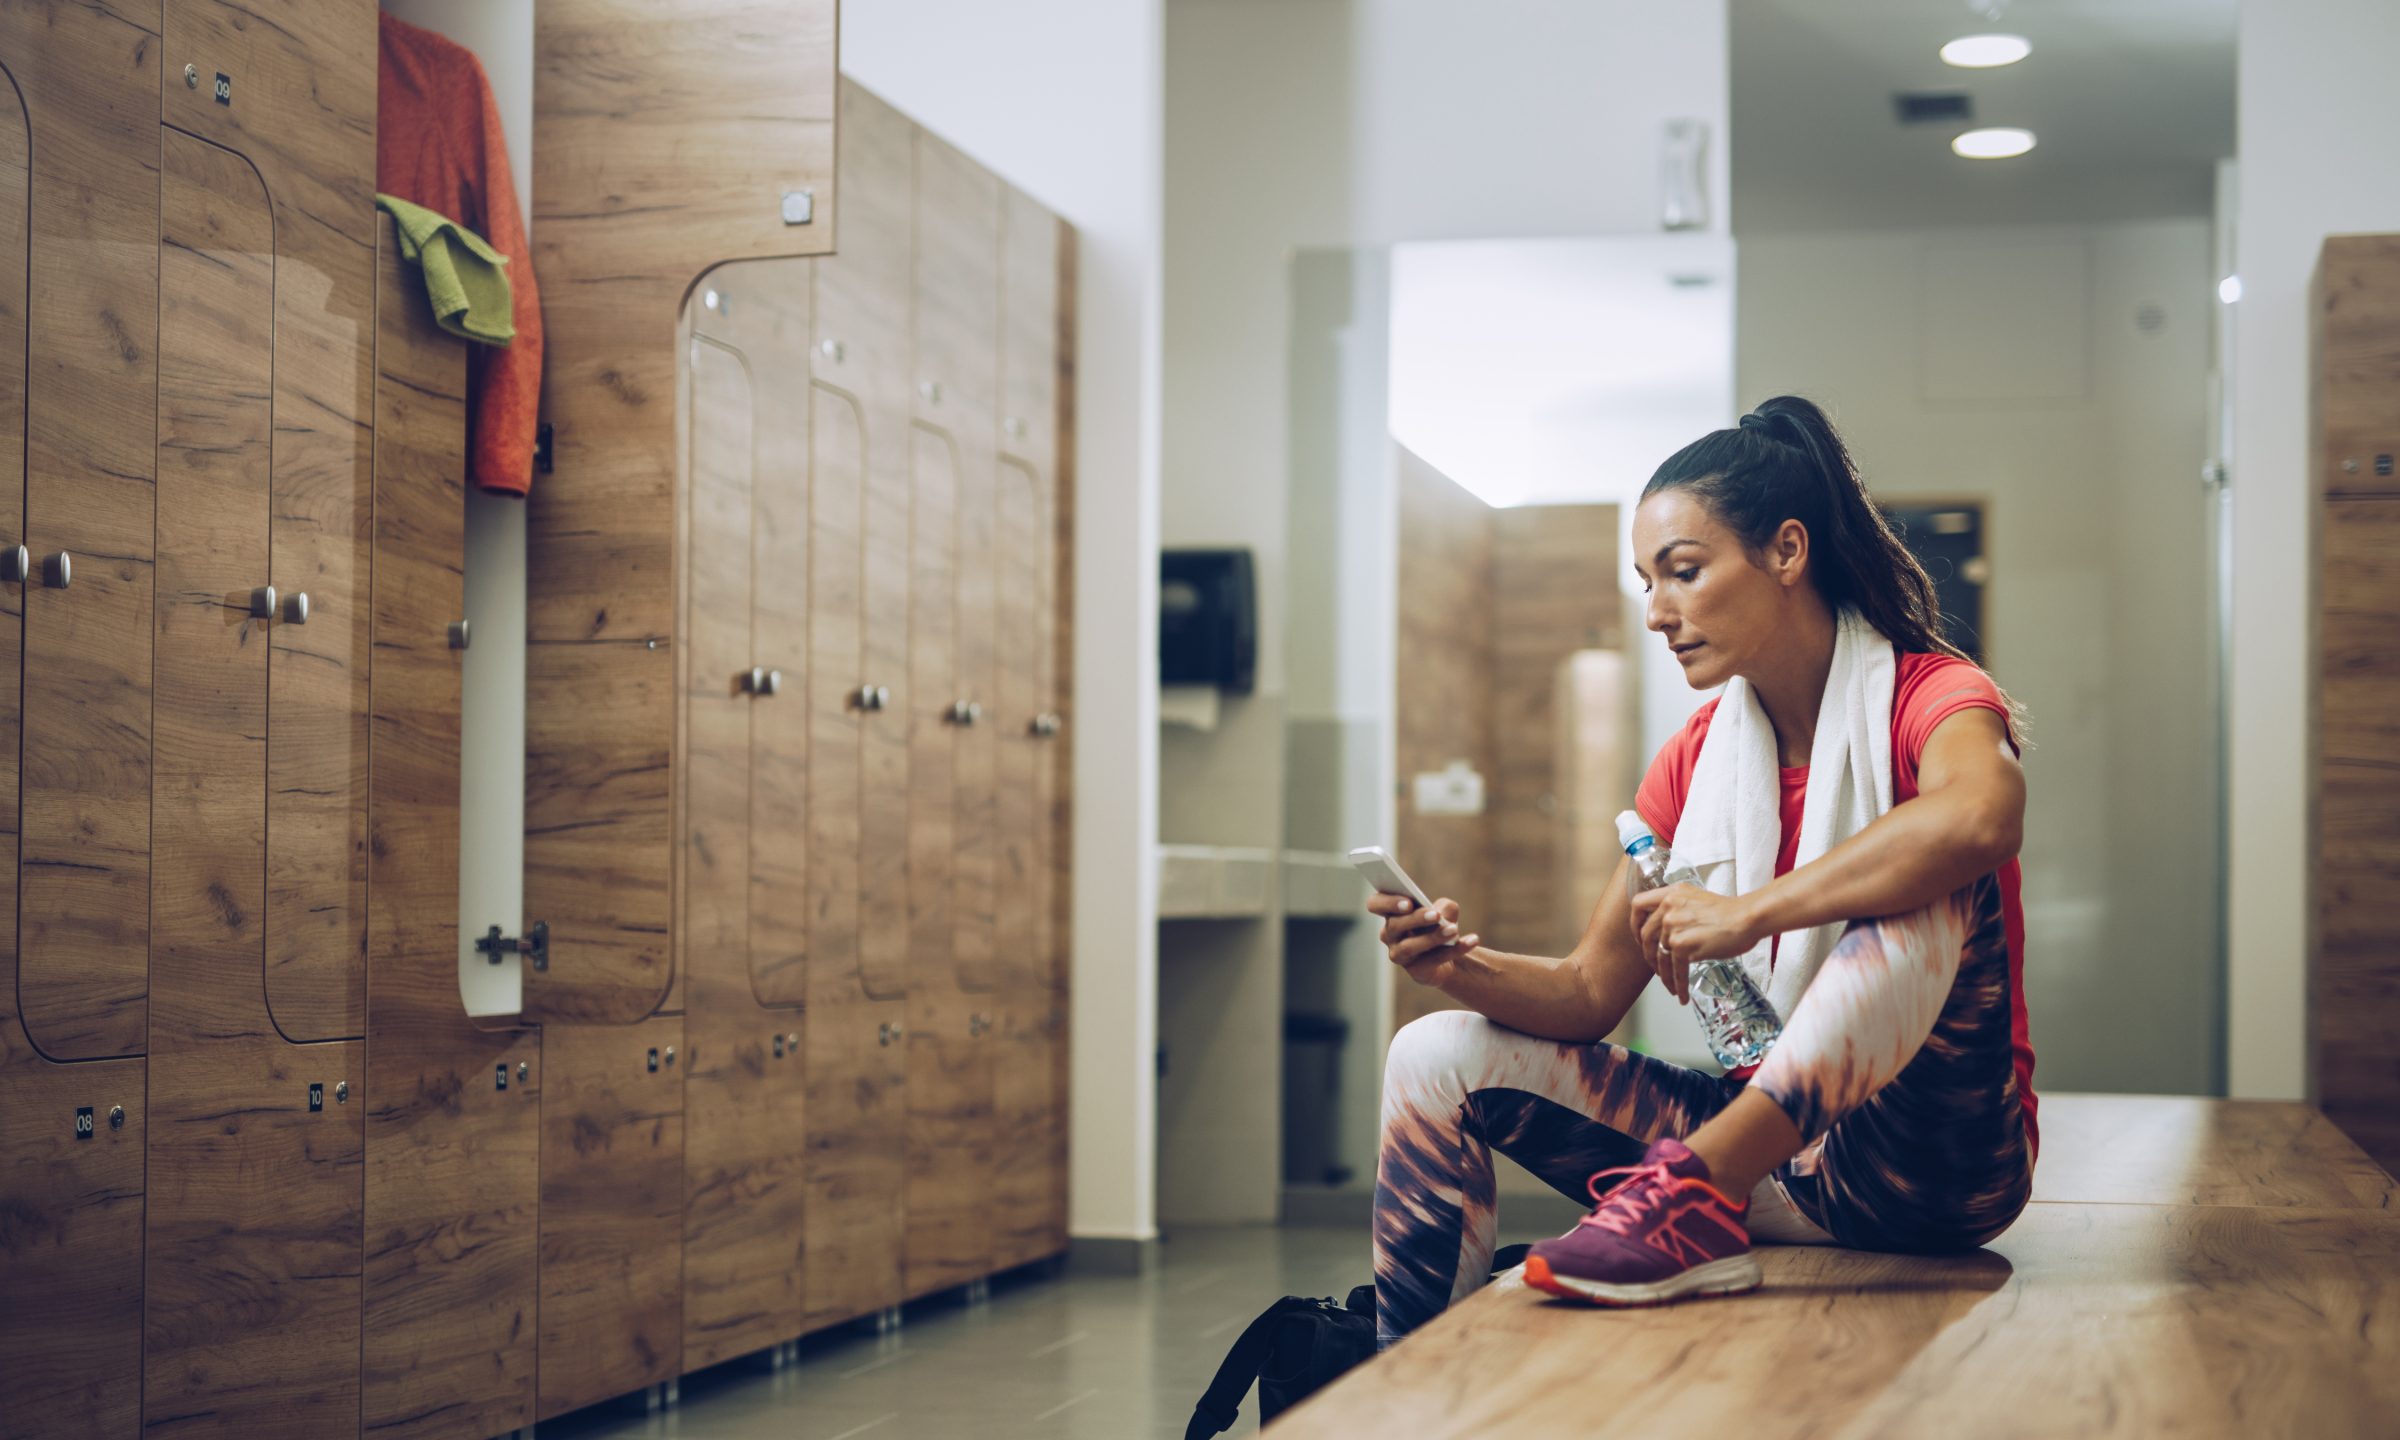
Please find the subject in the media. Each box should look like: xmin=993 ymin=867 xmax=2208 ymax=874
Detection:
xmin=1941 ymin=33 xmax=2032 ymax=68
xmin=1952 ymin=126 xmax=2036 ymax=159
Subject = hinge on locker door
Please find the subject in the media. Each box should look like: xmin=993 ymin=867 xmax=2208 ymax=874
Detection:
xmin=475 ymin=920 xmax=551 ymax=971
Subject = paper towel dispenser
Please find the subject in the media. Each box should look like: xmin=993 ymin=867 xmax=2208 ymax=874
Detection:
xmin=1160 ymin=547 xmax=1255 ymax=694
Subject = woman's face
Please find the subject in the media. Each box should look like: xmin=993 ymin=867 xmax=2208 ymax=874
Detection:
xmin=1631 ymin=487 xmax=1807 ymax=690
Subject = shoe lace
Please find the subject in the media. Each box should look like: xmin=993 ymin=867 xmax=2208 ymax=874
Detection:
xmin=1576 ymin=1157 xmax=1678 ymax=1237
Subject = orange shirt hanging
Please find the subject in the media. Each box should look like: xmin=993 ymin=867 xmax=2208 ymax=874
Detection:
xmin=377 ymin=11 xmax=544 ymax=496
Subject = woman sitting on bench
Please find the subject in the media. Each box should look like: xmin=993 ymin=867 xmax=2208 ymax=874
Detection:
xmin=1370 ymin=396 xmax=2036 ymax=1347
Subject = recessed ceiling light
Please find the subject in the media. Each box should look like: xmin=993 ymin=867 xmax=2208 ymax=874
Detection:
xmin=1952 ymin=126 xmax=2036 ymax=159
xmin=1941 ymin=33 xmax=2032 ymax=68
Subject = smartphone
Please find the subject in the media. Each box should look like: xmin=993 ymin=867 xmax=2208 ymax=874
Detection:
xmin=1347 ymin=846 xmax=1435 ymax=910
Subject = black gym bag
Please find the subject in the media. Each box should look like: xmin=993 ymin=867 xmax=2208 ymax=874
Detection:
xmin=1184 ymin=1245 xmax=1530 ymax=1437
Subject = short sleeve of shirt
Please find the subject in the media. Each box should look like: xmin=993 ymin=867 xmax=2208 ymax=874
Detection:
xmin=1634 ymin=700 xmax=1718 ymax=846
xmin=1892 ymin=655 xmax=2017 ymax=789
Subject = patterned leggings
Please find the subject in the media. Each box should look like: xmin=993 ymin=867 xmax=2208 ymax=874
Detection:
xmin=1373 ymin=875 xmax=2032 ymax=1345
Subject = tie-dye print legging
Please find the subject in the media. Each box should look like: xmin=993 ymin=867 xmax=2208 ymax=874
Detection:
xmin=1373 ymin=874 xmax=2032 ymax=1345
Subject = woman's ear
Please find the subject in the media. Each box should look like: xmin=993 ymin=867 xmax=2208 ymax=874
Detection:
xmin=1773 ymin=519 xmax=1810 ymax=588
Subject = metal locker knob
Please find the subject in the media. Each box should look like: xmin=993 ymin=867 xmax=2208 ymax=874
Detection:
xmin=919 ymin=380 xmax=943 ymax=405
xmin=40 ymin=550 xmax=70 ymax=588
xmin=949 ymin=699 xmax=982 ymax=725
xmin=741 ymin=665 xmax=768 ymax=693
xmin=283 ymin=591 xmax=309 ymax=624
xmin=877 ymin=1022 xmax=892 ymax=1046
xmin=448 ymin=619 xmax=471 ymax=650
xmin=1 ymin=545 xmax=26 ymax=583
xmin=820 ymin=337 xmax=846 ymax=363
xmin=249 ymin=584 xmax=277 ymax=619
xmin=760 ymin=668 xmax=782 ymax=696
xmin=1004 ymin=416 xmax=1028 ymax=438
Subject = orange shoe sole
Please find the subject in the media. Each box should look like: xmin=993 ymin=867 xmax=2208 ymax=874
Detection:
xmin=1521 ymin=1252 xmax=1762 ymax=1308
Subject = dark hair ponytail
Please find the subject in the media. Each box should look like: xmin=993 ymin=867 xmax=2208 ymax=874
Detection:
xmin=1643 ymin=395 xmax=1962 ymax=661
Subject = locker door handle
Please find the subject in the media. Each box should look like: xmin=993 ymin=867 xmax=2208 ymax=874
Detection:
xmin=948 ymin=699 xmax=983 ymax=725
xmin=40 ymin=550 xmax=70 ymax=588
xmin=248 ymin=584 xmax=277 ymax=619
xmin=1 ymin=545 xmax=26 ymax=583
xmin=741 ymin=666 xmax=783 ymax=696
xmin=1030 ymin=713 xmax=1062 ymax=738
xmin=855 ymin=684 xmax=890 ymax=712
xmin=282 ymin=591 xmax=310 ymax=624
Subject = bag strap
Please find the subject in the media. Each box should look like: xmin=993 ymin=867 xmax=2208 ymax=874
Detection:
xmin=1492 ymin=1243 xmax=1532 ymax=1276
xmin=1185 ymin=1297 xmax=1322 ymax=1440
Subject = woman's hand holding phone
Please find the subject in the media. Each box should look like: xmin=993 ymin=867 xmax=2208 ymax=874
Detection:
xmin=1370 ymin=891 xmax=1479 ymax=988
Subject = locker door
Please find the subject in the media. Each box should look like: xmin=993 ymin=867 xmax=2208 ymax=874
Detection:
xmin=802 ymin=81 xmax=912 ymax=1331
xmin=12 ymin=1 xmax=164 ymax=1063
xmin=682 ymin=266 xmax=811 ymax=1371
xmin=360 ymin=216 xmax=540 ymax=1440
xmin=144 ymin=127 xmax=366 ymax=1440
xmin=904 ymin=129 xmax=1000 ymax=1299
xmin=537 ymin=1016 xmax=685 ymax=1420
xmin=992 ymin=190 xmax=1068 ymax=1270
xmin=0 ymin=27 xmax=149 ymax=1432
xmin=164 ymin=0 xmax=379 ymax=1045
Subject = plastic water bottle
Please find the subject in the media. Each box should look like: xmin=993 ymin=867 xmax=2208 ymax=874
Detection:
xmin=1615 ymin=812 xmax=1783 ymax=1070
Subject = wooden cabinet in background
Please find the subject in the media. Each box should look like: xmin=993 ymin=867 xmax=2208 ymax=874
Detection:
xmin=2313 ymin=234 xmax=2400 ymax=1177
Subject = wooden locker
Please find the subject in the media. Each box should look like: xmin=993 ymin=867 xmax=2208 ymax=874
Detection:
xmin=0 ymin=21 xmax=149 ymax=1431
xmin=143 ymin=126 xmax=366 ymax=1440
xmin=681 ymin=264 xmax=812 ymax=1371
xmin=537 ymin=1016 xmax=686 ymax=1420
xmin=991 ymin=189 xmax=1072 ymax=1272
xmin=360 ymin=218 xmax=540 ymax=1440
xmin=164 ymin=0 xmax=379 ymax=1046
xmin=905 ymin=128 xmax=1002 ymax=1300
xmin=526 ymin=0 xmax=839 ymax=1026
xmin=9 ymin=0 xmax=163 ymax=1064
xmin=2314 ymin=235 xmax=2400 ymax=1175
xmin=801 ymin=82 xmax=914 ymax=1332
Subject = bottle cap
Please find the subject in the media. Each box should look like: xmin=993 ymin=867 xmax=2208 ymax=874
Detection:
xmin=1615 ymin=810 xmax=1655 ymax=854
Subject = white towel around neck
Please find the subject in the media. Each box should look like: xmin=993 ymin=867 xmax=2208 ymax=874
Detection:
xmin=1672 ymin=607 xmax=1895 ymax=1024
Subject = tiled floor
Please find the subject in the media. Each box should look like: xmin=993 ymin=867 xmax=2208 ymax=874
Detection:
xmin=537 ymin=1220 xmax=1554 ymax=1440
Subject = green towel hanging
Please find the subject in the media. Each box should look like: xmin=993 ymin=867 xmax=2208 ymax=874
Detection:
xmin=375 ymin=192 xmax=515 ymax=347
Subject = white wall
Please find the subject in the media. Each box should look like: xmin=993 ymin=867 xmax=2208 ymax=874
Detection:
xmin=1162 ymin=0 xmax=1729 ymax=1220
xmin=378 ymin=0 xmax=535 ymax=1020
xmin=1738 ymin=220 xmax=2220 ymax=1095
xmin=2227 ymin=0 xmax=2400 ymax=1100
xmin=842 ymin=0 xmax=1167 ymax=1246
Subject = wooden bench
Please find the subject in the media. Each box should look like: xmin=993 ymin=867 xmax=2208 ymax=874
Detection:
xmin=1275 ymin=1096 xmax=2399 ymax=1437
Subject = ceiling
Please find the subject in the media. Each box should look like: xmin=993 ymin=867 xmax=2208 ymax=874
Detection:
xmin=1388 ymin=234 xmax=1734 ymax=510
xmin=1731 ymin=0 xmax=2237 ymax=233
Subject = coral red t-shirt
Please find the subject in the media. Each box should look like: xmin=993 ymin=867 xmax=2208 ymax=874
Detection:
xmin=1633 ymin=651 xmax=2038 ymax=1155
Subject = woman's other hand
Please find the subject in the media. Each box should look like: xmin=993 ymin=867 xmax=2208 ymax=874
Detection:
xmin=1629 ymin=884 xmax=1765 ymax=1002
xmin=1368 ymin=892 xmax=1479 ymax=989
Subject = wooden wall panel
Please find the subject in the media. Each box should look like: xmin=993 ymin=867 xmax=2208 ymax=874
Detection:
xmin=681 ymin=270 xmax=811 ymax=1371
xmin=538 ymin=1015 xmax=685 ymax=1420
xmin=1488 ymin=504 xmax=1622 ymax=958
xmin=1393 ymin=447 xmax=1496 ymax=1033
xmin=526 ymin=0 xmax=837 ymax=1024
xmin=9 ymin=0 xmax=162 ymax=1062
xmin=0 ymin=47 xmax=147 ymax=1435
xmin=166 ymin=0 xmax=379 ymax=1049
xmin=361 ymin=220 xmax=540 ymax=1440
xmin=2314 ymin=237 xmax=2400 ymax=1175
xmin=144 ymin=128 xmax=364 ymax=1440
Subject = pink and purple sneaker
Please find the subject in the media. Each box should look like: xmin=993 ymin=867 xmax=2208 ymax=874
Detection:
xmin=1523 ymin=1137 xmax=1762 ymax=1307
